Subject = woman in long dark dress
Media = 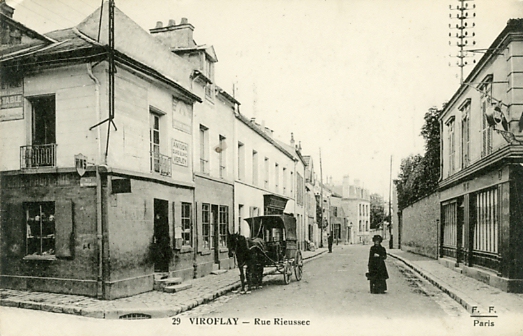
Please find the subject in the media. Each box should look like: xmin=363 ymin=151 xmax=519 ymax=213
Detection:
xmin=367 ymin=235 xmax=389 ymax=294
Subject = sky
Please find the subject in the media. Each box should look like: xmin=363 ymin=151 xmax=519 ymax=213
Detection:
xmin=6 ymin=0 xmax=523 ymax=198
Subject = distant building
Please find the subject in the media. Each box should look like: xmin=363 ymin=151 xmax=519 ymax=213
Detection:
xmin=340 ymin=176 xmax=370 ymax=244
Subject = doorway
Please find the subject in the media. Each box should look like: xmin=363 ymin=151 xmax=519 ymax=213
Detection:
xmin=153 ymin=198 xmax=170 ymax=272
xmin=212 ymin=204 xmax=219 ymax=264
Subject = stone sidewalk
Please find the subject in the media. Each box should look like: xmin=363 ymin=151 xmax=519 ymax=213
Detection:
xmin=388 ymin=248 xmax=523 ymax=316
xmin=0 ymin=248 xmax=327 ymax=319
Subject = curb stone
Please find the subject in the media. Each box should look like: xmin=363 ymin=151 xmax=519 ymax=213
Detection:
xmin=388 ymin=252 xmax=480 ymax=313
xmin=0 ymin=249 xmax=328 ymax=320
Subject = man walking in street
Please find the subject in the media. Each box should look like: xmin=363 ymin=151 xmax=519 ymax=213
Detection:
xmin=328 ymin=232 xmax=333 ymax=253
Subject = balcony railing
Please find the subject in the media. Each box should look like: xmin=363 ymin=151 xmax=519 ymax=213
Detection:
xmin=150 ymin=151 xmax=172 ymax=177
xmin=20 ymin=144 xmax=57 ymax=169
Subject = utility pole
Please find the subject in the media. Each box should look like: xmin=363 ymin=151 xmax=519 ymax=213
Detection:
xmin=388 ymin=155 xmax=393 ymax=249
xmin=319 ymin=148 xmax=324 ymax=248
xmin=449 ymin=0 xmax=476 ymax=85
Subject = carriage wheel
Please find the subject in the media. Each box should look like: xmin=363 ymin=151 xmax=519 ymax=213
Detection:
xmin=294 ymin=250 xmax=303 ymax=281
xmin=283 ymin=261 xmax=292 ymax=285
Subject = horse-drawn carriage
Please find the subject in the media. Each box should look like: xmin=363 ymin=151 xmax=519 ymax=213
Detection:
xmin=228 ymin=214 xmax=303 ymax=292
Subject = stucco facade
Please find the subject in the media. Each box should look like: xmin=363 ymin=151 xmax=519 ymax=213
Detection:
xmin=0 ymin=5 xmax=201 ymax=299
xmin=438 ymin=19 xmax=523 ymax=292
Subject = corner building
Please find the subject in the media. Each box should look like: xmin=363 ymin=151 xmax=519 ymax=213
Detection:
xmin=438 ymin=19 xmax=523 ymax=292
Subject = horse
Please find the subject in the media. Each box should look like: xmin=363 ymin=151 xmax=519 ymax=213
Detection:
xmin=227 ymin=232 xmax=265 ymax=293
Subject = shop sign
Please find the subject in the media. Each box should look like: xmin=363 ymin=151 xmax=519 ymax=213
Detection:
xmin=80 ymin=177 xmax=97 ymax=187
xmin=172 ymin=139 xmax=189 ymax=167
xmin=0 ymin=77 xmax=24 ymax=121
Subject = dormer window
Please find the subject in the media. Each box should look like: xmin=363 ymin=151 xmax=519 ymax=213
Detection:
xmin=202 ymin=54 xmax=215 ymax=101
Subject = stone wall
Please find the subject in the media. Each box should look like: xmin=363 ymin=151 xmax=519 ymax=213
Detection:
xmin=400 ymin=192 xmax=439 ymax=259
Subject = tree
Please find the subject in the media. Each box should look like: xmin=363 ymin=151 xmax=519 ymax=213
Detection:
xmin=370 ymin=193 xmax=385 ymax=230
xmin=396 ymin=106 xmax=443 ymax=210
xmin=420 ymin=107 xmax=443 ymax=193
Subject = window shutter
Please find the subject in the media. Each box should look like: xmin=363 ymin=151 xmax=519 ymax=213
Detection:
xmin=4 ymin=203 xmax=25 ymax=257
xmin=55 ymin=200 xmax=73 ymax=258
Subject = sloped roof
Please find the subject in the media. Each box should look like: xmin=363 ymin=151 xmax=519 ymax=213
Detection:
xmin=302 ymin=155 xmax=311 ymax=166
xmin=235 ymin=113 xmax=296 ymax=161
xmin=0 ymin=13 xmax=54 ymax=56
xmin=1 ymin=5 xmax=200 ymax=103
xmin=172 ymin=44 xmax=218 ymax=62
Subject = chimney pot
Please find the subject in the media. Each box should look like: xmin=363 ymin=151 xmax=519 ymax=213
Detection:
xmin=250 ymin=117 xmax=256 ymax=123
xmin=155 ymin=21 xmax=163 ymax=28
xmin=181 ymin=17 xmax=188 ymax=24
xmin=168 ymin=19 xmax=176 ymax=26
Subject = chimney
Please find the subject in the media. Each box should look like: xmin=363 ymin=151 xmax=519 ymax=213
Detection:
xmin=251 ymin=117 xmax=256 ymax=123
xmin=342 ymin=175 xmax=350 ymax=198
xmin=149 ymin=17 xmax=195 ymax=48
xmin=290 ymin=133 xmax=295 ymax=146
xmin=0 ymin=0 xmax=15 ymax=18
xmin=298 ymin=141 xmax=302 ymax=151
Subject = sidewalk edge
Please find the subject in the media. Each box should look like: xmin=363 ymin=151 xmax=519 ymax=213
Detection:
xmin=1 ymin=249 xmax=328 ymax=320
xmin=388 ymin=251 xmax=480 ymax=313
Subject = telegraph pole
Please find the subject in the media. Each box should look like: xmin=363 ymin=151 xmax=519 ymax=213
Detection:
xmin=449 ymin=0 xmax=476 ymax=85
xmin=319 ymin=148 xmax=324 ymax=248
xmin=388 ymin=155 xmax=393 ymax=248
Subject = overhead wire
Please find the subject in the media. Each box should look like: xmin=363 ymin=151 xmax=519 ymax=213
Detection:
xmin=76 ymin=0 xmax=98 ymax=11
xmin=25 ymin=0 xmax=79 ymax=26
xmin=55 ymin=0 xmax=91 ymax=17
xmin=13 ymin=1 xmax=70 ymax=29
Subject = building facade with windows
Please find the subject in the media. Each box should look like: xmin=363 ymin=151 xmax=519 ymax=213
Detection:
xmin=0 ymin=5 xmax=203 ymax=299
xmin=152 ymin=19 xmax=237 ymax=276
xmin=438 ymin=19 xmax=523 ymax=292
xmin=303 ymin=155 xmax=321 ymax=248
xmin=329 ymin=193 xmax=349 ymax=245
xmin=340 ymin=177 xmax=370 ymax=244
xmin=277 ymin=135 xmax=307 ymax=249
xmin=233 ymin=116 xmax=301 ymax=238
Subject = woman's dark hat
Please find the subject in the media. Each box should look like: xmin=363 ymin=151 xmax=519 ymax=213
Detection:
xmin=372 ymin=235 xmax=383 ymax=242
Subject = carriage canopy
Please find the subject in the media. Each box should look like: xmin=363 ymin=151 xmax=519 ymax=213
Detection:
xmin=244 ymin=214 xmax=297 ymax=242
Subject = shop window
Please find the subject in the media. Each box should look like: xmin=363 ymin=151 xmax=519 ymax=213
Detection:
xmin=219 ymin=205 xmax=228 ymax=248
xmin=474 ymin=188 xmax=499 ymax=253
xmin=202 ymin=203 xmax=211 ymax=249
xmin=181 ymin=202 xmax=192 ymax=247
xmin=442 ymin=201 xmax=458 ymax=248
xmin=25 ymin=202 xmax=55 ymax=256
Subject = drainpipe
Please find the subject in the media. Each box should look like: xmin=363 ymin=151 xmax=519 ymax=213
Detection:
xmin=87 ymin=63 xmax=104 ymax=299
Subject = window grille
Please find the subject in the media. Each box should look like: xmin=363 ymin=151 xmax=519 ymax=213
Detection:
xmin=474 ymin=188 xmax=499 ymax=253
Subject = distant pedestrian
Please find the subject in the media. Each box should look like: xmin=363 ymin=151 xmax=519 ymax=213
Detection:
xmin=327 ymin=232 xmax=333 ymax=253
xmin=367 ymin=235 xmax=389 ymax=294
